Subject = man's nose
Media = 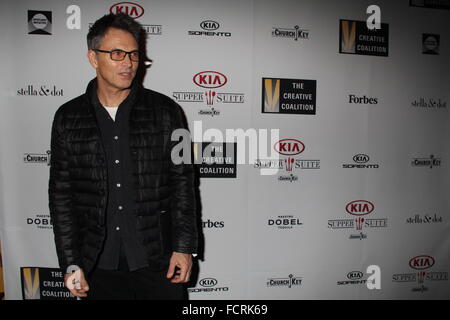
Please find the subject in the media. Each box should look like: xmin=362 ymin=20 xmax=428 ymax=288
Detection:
xmin=122 ymin=53 xmax=133 ymax=67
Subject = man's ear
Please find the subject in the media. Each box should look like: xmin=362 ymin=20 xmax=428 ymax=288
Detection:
xmin=87 ymin=50 xmax=98 ymax=69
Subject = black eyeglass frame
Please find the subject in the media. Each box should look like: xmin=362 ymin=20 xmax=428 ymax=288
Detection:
xmin=94 ymin=49 xmax=140 ymax=62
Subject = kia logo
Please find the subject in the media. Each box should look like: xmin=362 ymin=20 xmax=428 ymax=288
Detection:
xmin=345 ymin=200 xmax=374 ymax=216
xmin=347 ymin=271 xmax=363 ymax=280
xmin=201 ymin=20 xmax=220 ymax=31
xmin=353 ymin=154 xmax=369 ymax=163
xmin=193 ymin=71 xmax=227 ymax=89
xmin=110 ymin=2 xmax=144 ymax=19
xmin=409 ymin=255 xmax=435 ymax=270
xmin=199 ymin=278 xmax=218 ymax=287
xmin=274 ymin=139 xmax=305 ymax=156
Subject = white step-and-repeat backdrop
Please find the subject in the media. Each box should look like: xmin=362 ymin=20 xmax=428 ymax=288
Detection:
xmin=0 ymin=0 xmax=450 ymax=299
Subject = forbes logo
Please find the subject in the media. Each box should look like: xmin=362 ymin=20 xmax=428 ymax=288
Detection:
xmin=199 ymin=278 xmax=218 ymax=287
xmin=274 ymin=139 xmax=305 ymax=156
xmin=110 ymin=2 xmax=144 ymax=19
xmin=409 ymin=255 xmax=435 ymax=270
xmin=193 ymin=71 xmax=227 ymax=89
xmin=201 ymin=20 xmax=219 ymax=31
xmin=349 ymin=94 xmax=378 ymax=104
xmin=353 ymin=154 xmax=369 ymax=163
xmin=202 ymin=219 xmax=224 ymax=228
xmin=346 ymin=200 xmax=374 ymax=216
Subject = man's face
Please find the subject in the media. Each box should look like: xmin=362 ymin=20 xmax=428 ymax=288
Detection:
xmin=88 ymin=27 xmax=139 ymax=90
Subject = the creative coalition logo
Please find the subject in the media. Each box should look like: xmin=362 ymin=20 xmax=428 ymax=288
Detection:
xmin=411 ymin=97 xmax=447 ymax=109
xmin=392 ymin=255 xmax=448 ymax=293
xmin=340 ymin=19 xmax=389 ymax=56
xmin=193 ymin=142 xmax=237 ymax=178
xmin=328 ymin=200 xmax=388 ymax=240
xmin=173 ymin=71 xmax=244 ymax=116
xmin=23 ymin=151 xmax=51 ymax=165
xmin=188 ymin=20 xmax=231 ymax=37
xmin=348 ymin=94 xmax=378 ymax=105
xmin=411 ymin=155 xmax=441 ymax=169
xmin=262 ymin=78 xmax=316 ymax=115
xmin=272 ymin=25 xmax=309 ymax=41
xmin=267 ymin=274 xmax=302 ymax=288
xmin=28 ymin=10 xmax=52 ymax=35
xmin=188 ymin=277 xmax=229 ymax=293
xmin=21 ymin=267 xmax=75 ymax=300
xmin=342 ymin=154 xmax=379 ymax=169
xmin=17 ymin=85 xmax=64 ymax=97
xmin=268 ymin=215 xmax=303 ymax=230
xmin=422 ymin=34 xmax=440 ymax=55
xmin=26 ymin=214 xmax=53 ymax=231
xmin=254 ymin=139 xmax=320 ymax=182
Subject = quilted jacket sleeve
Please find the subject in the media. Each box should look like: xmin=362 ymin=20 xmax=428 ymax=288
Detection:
xmin=168 ymin=101 xmax=198 ymax=254
xmin=48 ymin=108 xmax=82 ymax=272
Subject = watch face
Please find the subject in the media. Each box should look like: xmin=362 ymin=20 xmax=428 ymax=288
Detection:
xmin=66 ymin=265 xmax=80 ymax=273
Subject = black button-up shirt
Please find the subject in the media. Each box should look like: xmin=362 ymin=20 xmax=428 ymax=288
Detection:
xmin=91 ymin=81 xmax=149 ymax=272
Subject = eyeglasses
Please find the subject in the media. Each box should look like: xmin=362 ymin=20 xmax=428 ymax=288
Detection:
xmin=94 ymin=49 xmax=139 ymax=62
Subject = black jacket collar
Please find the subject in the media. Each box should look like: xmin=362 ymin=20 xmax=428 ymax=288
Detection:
xmin=84 ymin=78 xmax=142 ymax=114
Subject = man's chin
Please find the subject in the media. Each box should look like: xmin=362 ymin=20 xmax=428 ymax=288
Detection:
xmin=115 ymin=78 xmax=135 ymax=90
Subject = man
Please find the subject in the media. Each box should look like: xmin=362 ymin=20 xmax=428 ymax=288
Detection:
xmin=48 ymin=13 xmax=197 ymax=300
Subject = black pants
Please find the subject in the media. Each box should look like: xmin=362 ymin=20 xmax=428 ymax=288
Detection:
xmin=85 ymin=267 xmax=187 ymax=300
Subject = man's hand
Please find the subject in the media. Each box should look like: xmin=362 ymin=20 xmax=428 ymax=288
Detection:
xmin=166 ymin=252 xmax=192 ymax=283
xmin=64 ymin=268 xmax=89 ymax=298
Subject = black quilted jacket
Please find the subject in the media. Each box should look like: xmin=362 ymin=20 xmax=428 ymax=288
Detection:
xmin=48 ymin=79 xmax=197 ymax=274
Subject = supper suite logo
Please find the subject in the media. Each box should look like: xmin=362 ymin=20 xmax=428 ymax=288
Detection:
xmin=173 ymin=71 xmax=245 ymax=116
